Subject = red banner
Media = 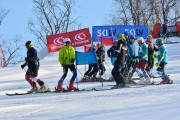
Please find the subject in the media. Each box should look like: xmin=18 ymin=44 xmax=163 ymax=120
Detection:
xmin=47 ymin=28 xmax=92 ymax=53
xmin=101 ymin=37 xmax=113 ymax=46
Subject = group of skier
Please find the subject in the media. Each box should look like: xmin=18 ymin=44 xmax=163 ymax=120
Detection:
xmin=110 ymin=32 xmax=172 ymax=88
xmin=82 ymin=31 xmax=172 ymax=88
xmin=21 ymin=31 xmax=172 ymax=93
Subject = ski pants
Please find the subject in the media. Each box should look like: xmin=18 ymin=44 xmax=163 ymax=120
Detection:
xmin=112 ymin=65 xmax=125 ymax=85
xmin=26 ymin=64 xmax=39 ymax=77
xmin=146 ymin=56 xmax=154 ymax=76
xmin=84 ymin=64 xmax=93 ymax=76
xmin=98 ymin=60 xmax=106 ymax=76
xmin=156 ymin=62 xmax=168 ymax=80
xmin=88 ymin=64 xmax=98 ymax=78
xmin=58 ymin=64 xmax=77 ymax=84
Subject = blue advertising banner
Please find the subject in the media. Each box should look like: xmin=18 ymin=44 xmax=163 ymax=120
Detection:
xmin=92 ymin=25 xmax=148 ymax=42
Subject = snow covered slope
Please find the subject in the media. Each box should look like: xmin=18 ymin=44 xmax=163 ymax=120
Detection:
xmin=0 ymin=41 xmax=180 ymax=120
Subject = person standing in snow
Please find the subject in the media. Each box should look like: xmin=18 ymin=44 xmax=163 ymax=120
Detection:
xmin=55 ymin=38 xmax=77 ymax=92
xmin=136 ymin=37 xmax=152 ymax=84
xmin=111 ymin=34 xmax=128 ymax=88
xmin=155 ymin=38 xmax=172 ymax=84
xmin=145 ymin=35 xmax=158 ymax=78
xmin=121 ymin=34 xmax=138 ymax=83
xmin=21 ymin=41 xmax=50 ymax=93
xmin=96 ymin=44 xmax=106 ymax=80
xmin=83 ymin=43 xmax=98 ymax=81
xmin=162 ymin=20 xmax=170 ymax=38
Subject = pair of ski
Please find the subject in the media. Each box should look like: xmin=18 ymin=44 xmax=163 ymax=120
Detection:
xmin=5 ymin=86 xmax=137 ymax=96
xmin=5 ymin=88 xmax=94 ymax=96
xmin=6 ymin=83 xmax=164 ymax=96
xmin=94 ymin=84 xmax=147 ymax=91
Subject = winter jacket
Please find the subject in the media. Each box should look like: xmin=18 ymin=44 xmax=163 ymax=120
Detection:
xmin=96 ymin=47 xmax=105 ymax=61
xmin=157 ymin=44 xmax=168 ymax=64
xmin=138 ymin=43 xmax=148 ymax=61
xmin=58 ymin=45 xmax=75 ymax=65
xmin=26 ymin=47 xmax=39 ymax=67
xmin=146 ymin=40 xmax=159 ymax=61
xmin=127 ymin=41 xmax=136 ymax=58
xmin=114 ymin=40 xmax=127 ymax=67
xmin=107 ymin=45 xmax=118 ymax=58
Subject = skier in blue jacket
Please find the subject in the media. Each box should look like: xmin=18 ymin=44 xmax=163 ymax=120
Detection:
xmin=125 ymin=34 xmax=138 ymax=83
xmin=136 ymin=37 xmax=152 ymax=84
xmin=155 ymin=38 xmax=172 ymax=84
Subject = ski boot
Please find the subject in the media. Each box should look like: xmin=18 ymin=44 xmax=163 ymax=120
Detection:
xmin=144 ymin=76 xmax=153 ymax=84
xmin=36 ymin=85 xmax=51 ymax=93
xmin=68 ymin=82 xmax=77 ymax=91
xmin=27 ymin=87 xmax=39 ymax=93
xmin=160 ymin=79 xmax=173 ymax=84
xmin=82 ymin=75 xmax=87 ymax=82
xmin=111 ymin=84 xmax=120 ymax=89
xmin=160 ymin=75 xmax=173 ymax=84
xmin=55 ymin=83 xmax=65 ymax=92
xmin=137 ymin=77 xmax=146 ymax=84
xmin=27 ymin=81 xmax=39 ymax=93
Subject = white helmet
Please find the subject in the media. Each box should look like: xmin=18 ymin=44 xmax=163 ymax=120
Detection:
xmin=137 ymin=37 xmax=144 ymax=44
xmin=91 ymin=43 xmax=96 ymax=48
xmin=63 ymin=38 xmax=71 ymax=43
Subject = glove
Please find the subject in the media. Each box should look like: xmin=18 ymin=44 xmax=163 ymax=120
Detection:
xmin=71 ymin=58 xmax=75 ymax=63
xmin=61 ymin=64 xmax=67 ymax=68
xmin=155 ymin=62 xmax=160 ymax=68
xmin=25 ymin=57 xmax=28 ymax=61
xmin=21 ymin=64 xmax=26 ymax=69
xmin=152 ymin=54 xmax=157 ymax=59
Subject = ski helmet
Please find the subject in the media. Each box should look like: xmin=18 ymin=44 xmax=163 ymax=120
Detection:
xmin=91 ymin=43 xmax=96 ymax=48
xmin=129 ymin=34 xmax=135 ymax=39
xmin=63 ymin=38 xmax=71 ymax=45
xmin=63 ymin=38 xmax=71 ymax=43
xmin=137 ymin=37 xmax=144 ymax=44
xmin=118 ymin=34 xmax=125 ymax=41
xmin=100 ymin=44 xmax=105 ymax=48
xmin=147 ymin=35 xmax=153 ymax=39
xmin=25 ymin=41 xmax=33 ymax=48
xmin=156 ymin=38 xmax=163 ymax=45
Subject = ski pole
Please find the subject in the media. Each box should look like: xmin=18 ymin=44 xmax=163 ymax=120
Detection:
xmin=23 ymin=68 xmax=27 ymax=72
xmin=104 ymin=61 xmax=112 ymax=71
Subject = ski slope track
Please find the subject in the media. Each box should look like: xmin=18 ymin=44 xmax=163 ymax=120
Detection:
xmin=0 ymin=38 xmax=180 ymax=120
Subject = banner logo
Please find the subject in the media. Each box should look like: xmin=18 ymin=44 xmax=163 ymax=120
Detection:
xmin=53 ymin=37 xmax=64 ymax=45
xmin=75 ymin=32 xmax=86 ymax=41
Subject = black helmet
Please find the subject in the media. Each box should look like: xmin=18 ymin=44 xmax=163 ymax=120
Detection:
xmin=25 ymin=41 xmax=33 ymax=48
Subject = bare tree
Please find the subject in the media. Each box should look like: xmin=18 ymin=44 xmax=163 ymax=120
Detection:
xmin=1 ymin=35 xmax=23 ymax=66
xmin=0 ymin=8 xmax=24 ymax=66
xmin=106 ymin=0 xmax=180 ymax=34
xmin=0 ymin=8 xmax=9 ymax=26
xmin=28 ymin=0 xmax=78 ymax=49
